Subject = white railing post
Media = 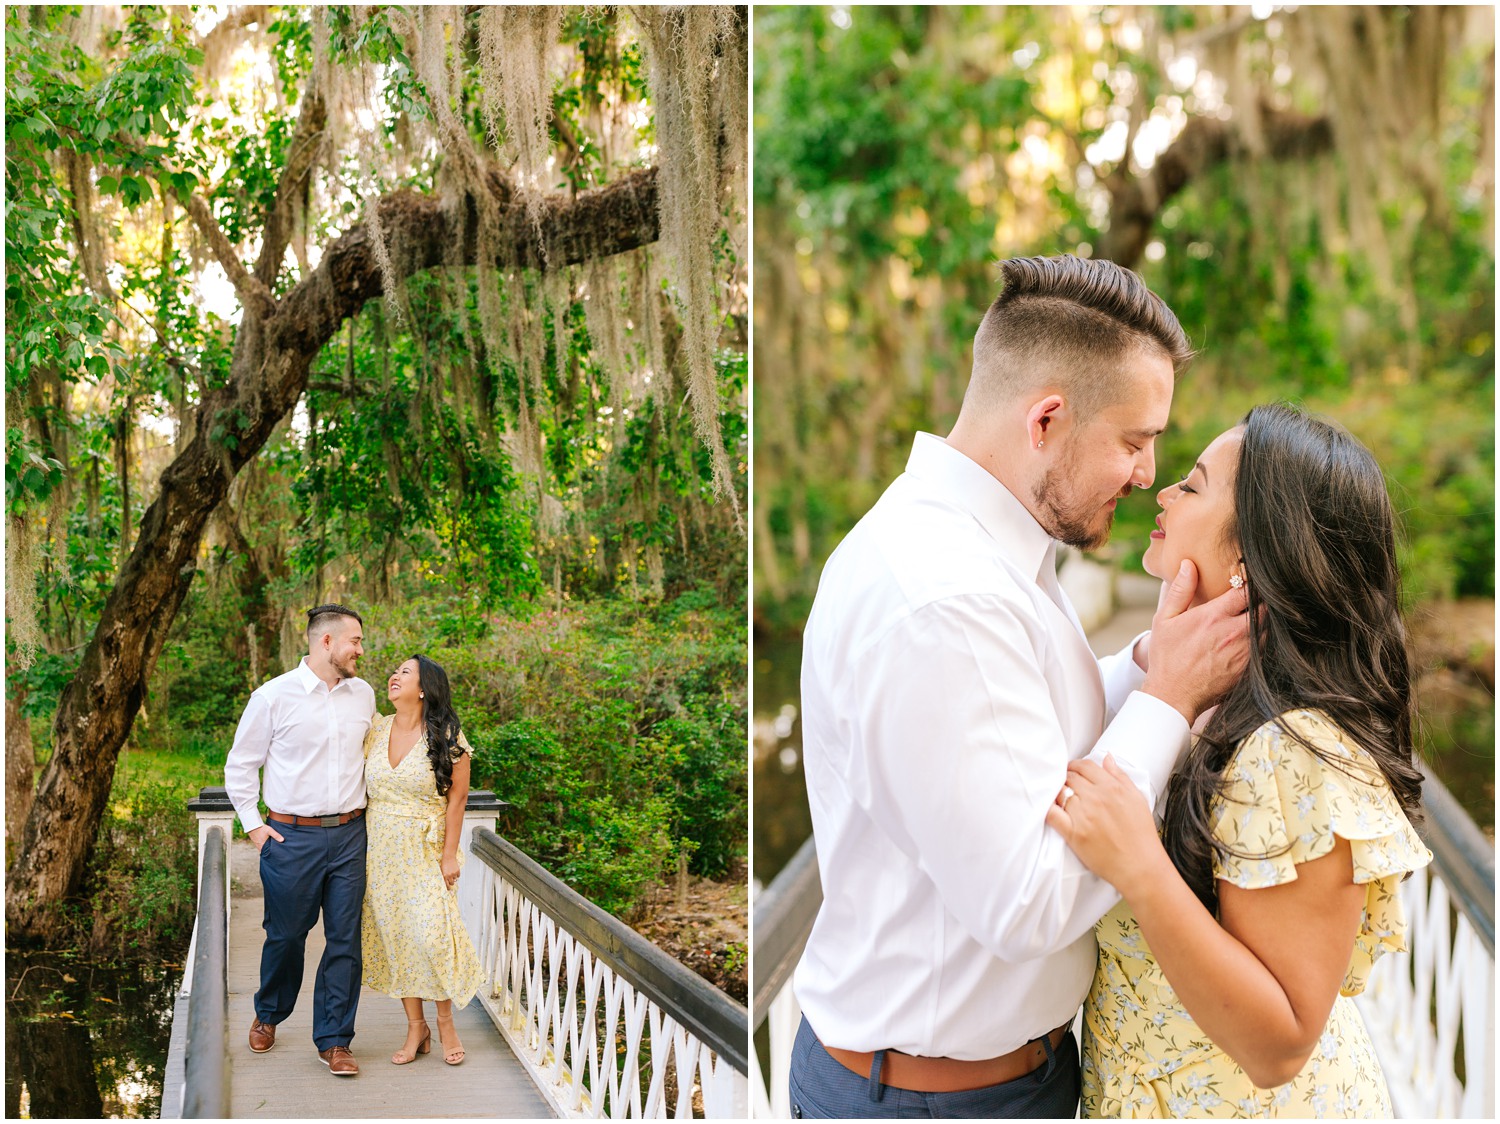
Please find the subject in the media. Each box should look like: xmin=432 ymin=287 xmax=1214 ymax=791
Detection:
xmin=458 ymin=790 xmax=504 ymax=936
xmin=182 ymin=788 xmax=236 ymax=998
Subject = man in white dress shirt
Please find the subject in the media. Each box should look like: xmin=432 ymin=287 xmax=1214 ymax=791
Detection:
xmin=225 ymin=604 xmax=376 ymax=1076
xmin=788 ymin=256 xmax=1252 ymax=1117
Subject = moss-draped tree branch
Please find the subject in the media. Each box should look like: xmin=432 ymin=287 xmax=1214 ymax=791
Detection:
xmin=1099 ymin=104 xmax=1334 ymax=268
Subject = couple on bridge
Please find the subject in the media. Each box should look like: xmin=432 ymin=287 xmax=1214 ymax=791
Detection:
xmin=224 ymin=604 xmax=485 ymax=1076
xmin=786 ymin=256 xmax=1431 ymax=1118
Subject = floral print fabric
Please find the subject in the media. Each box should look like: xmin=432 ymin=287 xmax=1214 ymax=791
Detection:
xmin=360 ymin=713 xmax=487 ymax=1005
xmin=1082 ymin=710 xmax=1432 ymax=1118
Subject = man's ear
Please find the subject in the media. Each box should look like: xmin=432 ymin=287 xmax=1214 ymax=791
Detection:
xmin=1026 ymin=394 xmax=1065 ymax=449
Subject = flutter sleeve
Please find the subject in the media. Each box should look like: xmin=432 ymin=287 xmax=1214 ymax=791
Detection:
xmin=1210 ymin=709 xmax=1432 ymax=996
xmin=362 ymin=713 xmax=387 ymax=760
xmin=454 ymin=729 xmax=473 ymax=759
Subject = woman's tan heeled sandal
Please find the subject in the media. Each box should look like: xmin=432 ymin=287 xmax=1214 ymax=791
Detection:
xmin=436 ymin=1013 xmax=465 ymax=1066
xmin=391 ymin=1019 xmax=431 ymax=1065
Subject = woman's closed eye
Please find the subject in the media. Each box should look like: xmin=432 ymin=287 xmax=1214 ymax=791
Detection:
xmin=1177 ymin=475 xmax=1197 ymax=494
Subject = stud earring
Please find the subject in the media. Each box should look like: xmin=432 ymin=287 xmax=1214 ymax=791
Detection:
xmin=1037 ymin=439 xmax=1044 ymax=448
xmin=1229 ymin=574 xmax=1245 ymax=590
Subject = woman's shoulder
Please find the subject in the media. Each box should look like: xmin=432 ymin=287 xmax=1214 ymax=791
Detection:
xmin=1214 ymin=708 xmax=1429 ymax=889
xmin=1231 ymin=709 xmax=1382 ymax=780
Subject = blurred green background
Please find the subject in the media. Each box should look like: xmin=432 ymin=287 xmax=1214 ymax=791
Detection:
xmin=752 ymin=5 xmax=1495 ymax=880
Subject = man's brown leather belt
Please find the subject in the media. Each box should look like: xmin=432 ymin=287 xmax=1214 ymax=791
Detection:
xmin=266 ymin=808 xmax=365 ymax=827
xmin=823 ymin=1021 xmax=1071 ymax=1093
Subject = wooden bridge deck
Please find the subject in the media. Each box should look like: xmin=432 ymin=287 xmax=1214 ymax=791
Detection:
xmin=162 ymin=839 xmax=551 ymax=1119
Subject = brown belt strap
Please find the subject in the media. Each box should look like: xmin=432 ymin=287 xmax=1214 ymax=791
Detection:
xmin=265 ymin=808 xmax=365 ymax=827
xmin=823 ymin=1020 xmax=1071 ymax=1094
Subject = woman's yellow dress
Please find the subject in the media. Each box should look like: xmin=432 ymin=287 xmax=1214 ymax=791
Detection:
xmin=1081 ymin=709 xmax=1431 ymax=1119
xmin=361 ymin=713 xmax=487 ymax=1005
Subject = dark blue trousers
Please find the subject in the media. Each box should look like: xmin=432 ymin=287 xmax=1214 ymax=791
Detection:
xmin=788 ymin=1015 xmax=1081 ymax=1119
xmin=255 ymin=817 xmax=367 ymax=1050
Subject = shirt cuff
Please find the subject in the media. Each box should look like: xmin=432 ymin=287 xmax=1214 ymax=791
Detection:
xmin=1094 ymin=689 xmax=1191 ymax=808
xmin=235 ymin=804 xmax=265 ymax=833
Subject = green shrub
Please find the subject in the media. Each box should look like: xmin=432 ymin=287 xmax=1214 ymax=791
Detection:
xmin=82 ymin=781 xmax=199 ymax=956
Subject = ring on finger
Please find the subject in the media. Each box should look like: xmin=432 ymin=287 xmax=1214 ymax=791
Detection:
xmin=1061 ymin=784 xmax=1076 ymax=808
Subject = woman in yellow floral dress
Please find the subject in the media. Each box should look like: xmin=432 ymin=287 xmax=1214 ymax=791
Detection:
xmin=362 ymin=655 xmax=487 ymax=1067
xmin=1048 ymin=405 xmax=1430 ymax=1119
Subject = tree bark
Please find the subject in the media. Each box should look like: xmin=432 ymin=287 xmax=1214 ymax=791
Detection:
xmin=6 ymin=668 xmax=35 ymax=856
xmin=5 ymin=167 xmax=661 ymax=940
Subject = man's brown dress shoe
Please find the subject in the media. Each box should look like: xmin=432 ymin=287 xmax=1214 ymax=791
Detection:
xmin=249 ymin=1017 xmax=276 ymax=1053
xmin=318 ymin=1045 xmax=359 ymax=1076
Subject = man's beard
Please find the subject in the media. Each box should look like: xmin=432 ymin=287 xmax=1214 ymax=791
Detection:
xmin=1032 ymin=457 xmax=1115 ymax=551
xmin=331 ymin=652 xmax=359 ymax=680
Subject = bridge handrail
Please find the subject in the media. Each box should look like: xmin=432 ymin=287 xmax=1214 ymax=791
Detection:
xmin=750 ymin=833 xmax=820 ymax=1024
xmin=1414 ymin=760 xmax=1495 ymax=953
xmin=470 ymin=826 xmax=749 ymax=1117
xmin=472 ymin=828 xmax=748 ymax=1070
xmin=181 ymin=825 xmax=231 ymax=1118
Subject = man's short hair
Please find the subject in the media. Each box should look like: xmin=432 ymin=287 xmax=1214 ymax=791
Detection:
xmin=306 ymin=603 xmax=362 ymax=640
xmin=966 ymin=255 xmax=1194 ymax=419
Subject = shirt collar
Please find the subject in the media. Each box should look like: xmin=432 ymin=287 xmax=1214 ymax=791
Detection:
xmin=295 ymin=657 xmax=335 ymax=694
xmin=904 ymin=432 xmax=1057 ymax=585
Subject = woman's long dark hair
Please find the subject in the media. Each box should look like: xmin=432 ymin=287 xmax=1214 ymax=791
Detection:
xmin=1161 ymin=404 xmax=1424 ymax=913
xmin=412 ymin=654 xmax=463 ymax=797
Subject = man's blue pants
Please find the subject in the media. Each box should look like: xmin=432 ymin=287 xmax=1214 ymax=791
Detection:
xmin=254 ymin=817 xmax=367 ymax=1050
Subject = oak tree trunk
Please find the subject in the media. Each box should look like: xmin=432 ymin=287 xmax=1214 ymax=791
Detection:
xmin=6 ymin=667 xmax=35 ymax=856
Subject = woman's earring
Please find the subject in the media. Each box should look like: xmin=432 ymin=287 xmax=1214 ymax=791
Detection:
xmin=1229 ymin=574 xmax=1245 ymax=590
xmin=1037 ymin=439 xmax=1044 ymax=448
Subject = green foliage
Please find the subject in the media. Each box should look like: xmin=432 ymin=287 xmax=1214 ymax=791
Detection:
xmin=363 ymin=587 xmax=747 ymax=913
xmin=753 ymin=6 xmax=1494 ymax=623
xmin=32 ymin=780 xmax=201 ymax=957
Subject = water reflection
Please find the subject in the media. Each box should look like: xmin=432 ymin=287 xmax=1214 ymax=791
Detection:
xmin=754 ymin=640 xmax=812 ymax=886
xmin=5 ymin=952 xmax=180 ymax=1118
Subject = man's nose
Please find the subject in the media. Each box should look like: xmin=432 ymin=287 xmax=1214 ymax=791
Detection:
xmin=1133 ymin=447 xmax=1156 ymax=490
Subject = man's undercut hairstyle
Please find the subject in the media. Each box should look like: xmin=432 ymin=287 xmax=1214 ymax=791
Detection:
xmin=967 ymin=255 xmax=1194 ymax=420
xmin=305 ymin=603 xmax=362 ymax=641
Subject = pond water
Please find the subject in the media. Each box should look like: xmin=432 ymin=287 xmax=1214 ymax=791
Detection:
xmin=753 ymin=637 xmax=810 ymax=889
xmin=5 ymin=951 xmax=180 ymax=1119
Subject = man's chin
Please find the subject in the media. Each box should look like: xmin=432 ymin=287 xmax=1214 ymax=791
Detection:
xmin=1057 ymin=516 xmax=1114 ymax=552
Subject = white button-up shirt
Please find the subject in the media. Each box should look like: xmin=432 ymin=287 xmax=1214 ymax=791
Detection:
xmin=224 ymin=659 xmax=377 ymax=833
xmin=794 ymin=433 xmax=1190 ymax=1060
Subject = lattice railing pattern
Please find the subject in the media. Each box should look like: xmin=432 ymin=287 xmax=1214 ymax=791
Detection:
xmin=473 ymin=862 xmax=746 ymax=1119
xmin=1356 ymin=863 xmax=1495 ymax=1119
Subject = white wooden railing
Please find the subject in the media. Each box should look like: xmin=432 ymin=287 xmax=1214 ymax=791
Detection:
xmin=1355 ymin=762 xmax=1496 ymax=1118
xmin=470 ymin=828 xmax=750 ymax=1119
xmin=753 ymin=768 xmax=1496 ymax=1119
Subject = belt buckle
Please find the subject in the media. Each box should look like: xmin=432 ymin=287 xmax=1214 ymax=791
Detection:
xmin=319 ymin=814 xmax=341 ymax=827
